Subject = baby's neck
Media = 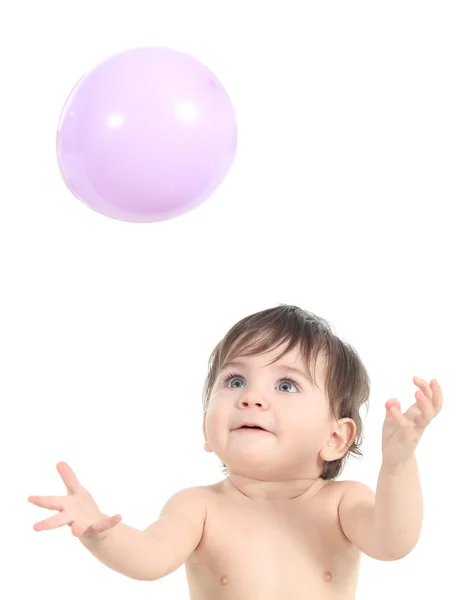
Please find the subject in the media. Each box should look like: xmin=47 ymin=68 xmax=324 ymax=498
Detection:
xmin=224 ymin=473 xmax=326 ymax=503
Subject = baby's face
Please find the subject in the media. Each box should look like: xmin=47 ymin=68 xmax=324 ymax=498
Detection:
xmin=204 ymin=345 xmax=334 ymax=479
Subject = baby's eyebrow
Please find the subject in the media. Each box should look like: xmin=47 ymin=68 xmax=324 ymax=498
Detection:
xmin=273 ymin=364 xmax=311 ymax=381
xmin=221 ymin=361 xmax=310 ymax=381
xmin=220 ymin=361 xmax=246 ymax=371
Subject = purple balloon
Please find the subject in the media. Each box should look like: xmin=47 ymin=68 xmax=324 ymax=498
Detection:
xmin=56 ymin=47 xmax=237 ymax=223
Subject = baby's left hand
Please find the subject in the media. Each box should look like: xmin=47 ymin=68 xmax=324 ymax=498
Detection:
xmin=382 ymin=377 xmax=443 ymax=469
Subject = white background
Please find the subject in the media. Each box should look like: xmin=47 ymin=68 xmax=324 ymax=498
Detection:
xmin=2 ymin=1 xmax=461 ymax=598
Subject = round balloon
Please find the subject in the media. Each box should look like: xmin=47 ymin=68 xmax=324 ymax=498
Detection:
xmin=56 ymin=47 xmax=237 ymax=223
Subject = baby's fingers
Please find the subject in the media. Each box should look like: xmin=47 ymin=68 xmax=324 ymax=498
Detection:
xmin=76 ymin=514 xmax=122 ymax=538
xmin=94 ymin=514 xmax=123 ymax=533
xmin=33 ymin=512 xmax=68 ymax=532
xmin=28 ymin=495 xmax=65 ymax=511
xmin=106 ymin=514 xmax=123 ymax=529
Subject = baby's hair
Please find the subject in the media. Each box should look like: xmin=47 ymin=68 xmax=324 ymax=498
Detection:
xmin=202 ymin=304 xmax=370 ymax=479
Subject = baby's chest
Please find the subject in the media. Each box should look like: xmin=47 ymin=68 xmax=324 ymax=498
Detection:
xmin=193 ymin=504 xmax=357 ymax=591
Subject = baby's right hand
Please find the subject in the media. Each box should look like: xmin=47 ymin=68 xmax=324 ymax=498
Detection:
xmin=28 ymin=461 xmax=122 ymax=541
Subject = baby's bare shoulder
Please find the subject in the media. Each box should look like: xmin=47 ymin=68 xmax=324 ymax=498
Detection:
xmin=332 ymin=479 xmax=374 ymax=498
xmin=324 ymin=478 xmax=370 ymax=493
xmin=310 ymin=478 xmax=372 ymax=513
xmin=315 ymin=478 xmax=354 ymax=500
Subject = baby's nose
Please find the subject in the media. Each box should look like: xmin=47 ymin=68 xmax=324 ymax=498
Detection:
xmin=240 ymin=399 xmax=262 ymax=407
xmin=239 ymin=391 xmax=266 ymax=407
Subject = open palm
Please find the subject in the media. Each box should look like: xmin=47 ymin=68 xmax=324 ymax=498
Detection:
xmin=28 ymin=461 xmax=122 ymax=539
xmin=382 ymin=377 xmax=443 ymax=467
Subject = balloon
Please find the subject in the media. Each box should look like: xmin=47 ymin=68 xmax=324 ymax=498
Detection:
xmin=56 ymin=47 xmax=237 ymax=223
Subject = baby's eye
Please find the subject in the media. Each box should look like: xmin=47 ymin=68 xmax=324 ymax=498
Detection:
xmin=225 ymin=375 xmax=245 ymax=388
xmin=222 ymin=373 xmax=300 ymax=392
xmin=277 ymin=380 xmax=299 ymax=393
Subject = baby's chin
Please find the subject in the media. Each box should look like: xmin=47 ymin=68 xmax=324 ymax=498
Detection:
xmin=223 ymin=445 xmax=318 ymax=478
xmin=222 ymin=453 xmax=289 ymax=478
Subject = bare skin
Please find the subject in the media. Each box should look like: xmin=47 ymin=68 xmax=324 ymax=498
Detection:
xmin=28 ymin=362 xmax=441 ymax=597
xmin=29 ymin=463 xmax=360 ymax=597
xmin=187 ymin=346 xmax=361 ymax=597
xmin=185 ymin=477 xmax=360 ymax=600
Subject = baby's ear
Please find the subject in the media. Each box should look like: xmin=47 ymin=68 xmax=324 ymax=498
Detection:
xmin=320 ymin=418 xmax=356 ymax=461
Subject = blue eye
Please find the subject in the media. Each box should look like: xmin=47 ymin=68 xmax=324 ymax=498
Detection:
xmin=222 ymin=372 xmax=300 ymax=392
xmin=224 ymin=373 xmax=245 ymax=388
xmin=277 ymin=379 xmax=299 ymax=393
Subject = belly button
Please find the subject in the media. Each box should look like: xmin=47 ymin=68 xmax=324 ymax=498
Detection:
xmin=324 ymin=571 xmax=333 ymax=583
xmin=220 ymin=575 xmax=229 ymax=586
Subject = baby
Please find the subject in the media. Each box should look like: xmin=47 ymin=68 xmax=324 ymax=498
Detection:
xmin=28 ymin=304 xmax=443 ymax=599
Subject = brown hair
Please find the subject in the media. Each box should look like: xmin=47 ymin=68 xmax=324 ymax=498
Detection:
xmin=202 ymin=304 xmax=370 ymax=480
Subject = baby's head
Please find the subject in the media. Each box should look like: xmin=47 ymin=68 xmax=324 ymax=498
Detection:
xmin=202 ymin=305 xmax=370 ymax=481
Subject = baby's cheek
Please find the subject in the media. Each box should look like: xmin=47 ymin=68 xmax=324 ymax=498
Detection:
xmin=205 ymin=410 xmax=227 ymax=438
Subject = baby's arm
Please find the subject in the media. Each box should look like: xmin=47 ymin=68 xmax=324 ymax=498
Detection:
xmin=337 ymin=458 xmax=423 ymax=561
xmin=83 ymin=486 xmax=206 ymax=581
xmin=338 ymin=376 xmax=441 ymax=560
xmin=143 ymin=486 xmax=207 ymax=578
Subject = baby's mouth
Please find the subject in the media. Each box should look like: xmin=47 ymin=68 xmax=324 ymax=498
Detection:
xmin=235 ymin=425 xmax=269 ymax=432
